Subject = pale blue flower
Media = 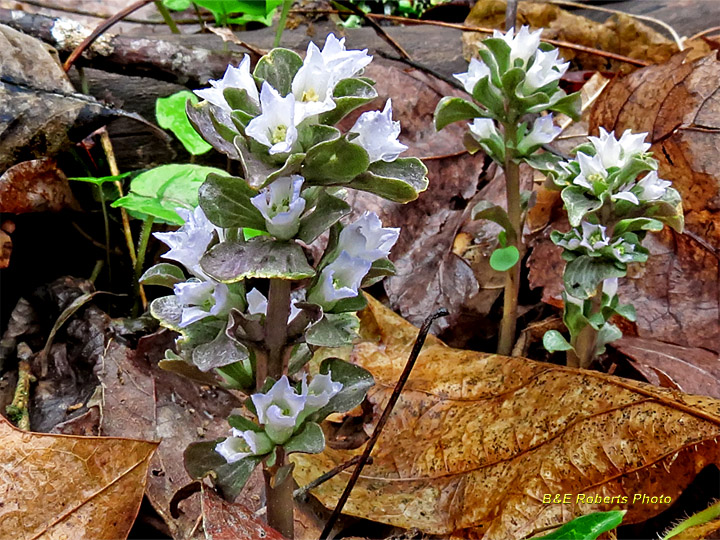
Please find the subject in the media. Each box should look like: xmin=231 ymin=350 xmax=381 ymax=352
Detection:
xmin=636 ymin=171 xmax=671 ymax=202
xmin=348 ymin=99 xmax=408 ymax=163
xmin=317 ymin=33 xmax=372 ymax=81
xmin=579 ymin=222 xmax=610 ymax=251
xmin=246 ymin=287 xmax=301 ymax=320
xmin=292 ymin=43 xmax=337 ymax=122
xmin=338 ymin=212 xmax=399 ymax=263
xmin=194 ymin=55 xmax=259 ymax=112
xmin=468 ymin=117 xmax=500 ymax=143
xmin=518 ymin=114 xmax=561 ymax=153
xmin=453 ymin=57 xmax=491 ymax=94
xmin=215 ymin=428 xmax=273 ymax=464
xmin=252 ymin=376 xmax=307 ymax=444
xmin=173 ymin=279 xmax=230 ymax=327
xmin=308 ymin=251 xmax=371 ymax=309
xmin=154 ymin=206 xmax=217 ymax=278
xmin=302 ymin=372 xmax=343 ymax=412
xmin=250 ymin=175 xmax=306 ymax=240
xmin=245 ymin=82 xmax=298 ymax=155
xmin=573 ymin=152 xmax=608 ymax=191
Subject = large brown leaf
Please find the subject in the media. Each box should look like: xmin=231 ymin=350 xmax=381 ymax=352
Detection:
xmin=292 ymin=296 xmax=720 ymax=539
xmin=0 ymin=415 xmax=157 ymax=538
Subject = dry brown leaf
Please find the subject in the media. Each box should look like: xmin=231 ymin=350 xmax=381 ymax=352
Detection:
xmin=293 ymin=296 xmax=720 ymax=539
xmin=0 ymin=414 xmax=157 ymax=539
xmin=0 ymin=158 xmax=79 ymax=213
xmin=612 ymin=337 xmax=720 ymax=399
xmin=200 ymin=487 xmax=285 ymax=540
xmin=462 ymin=0 xmax=680 ymax=73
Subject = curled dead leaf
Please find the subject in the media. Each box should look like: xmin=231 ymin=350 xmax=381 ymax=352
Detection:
xmin=0 ymin=158 xmax=79 ymax=213
xmin=0 ymin=415 xmax=157 ymax=539
xmin=293 ymin=296 xmax=720 ymax=539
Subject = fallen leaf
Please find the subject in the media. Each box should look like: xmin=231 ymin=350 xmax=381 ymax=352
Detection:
xmin=293 ymin=295 xmax=720 ymax=539
xmin=96 ymin=332 xmax=245 ymax=539
xmin=0 ymin=219 xmax=12 ymax=268
xmin=462 ymin=0 xmax=681 ymax=73
xmin=0 ymin=414 xmax=157 ymax=539
xmin=611 ymin=337 xmax=720 ymax=399
xmin=0 ymin=158 xmax=79 ymax=213
xmin=200 ymin=486 xmax=285 ymax=540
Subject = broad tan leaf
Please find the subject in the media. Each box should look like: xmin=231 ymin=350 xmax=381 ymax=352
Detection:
xmin=200 ymin=487 xmax=285 ymax=540
xmin=292 ymin=296 xmax=720 ymax=539
xmin=0 ymin=415 xmax=157 ymax=539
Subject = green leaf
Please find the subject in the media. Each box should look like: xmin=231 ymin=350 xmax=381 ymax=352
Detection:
xmin=664 ymin=501 xmax=720 ymax=540
xmin=156 ymin=91 xmax=212 ymax=156
xmin=150 ymin=295 xmax=183 ymax=331
xmin=184 ymin=441 xmax=262 ymax=501
xmin=434 ymin=96 xmax=485 ymax=131
xmin=320 ymin=78 xmax=378 ymax=125
xmin=112 ymin=163 xmax=225 ymax=225
xmin=482 ymin=37 xmax=511 ymax=75
xmin=192 ymin=326 xmax=251 ymax=374
xmin=561 ymin=186 xmax=604 ymax=227
xmin=473 ymin=76 xmax=505 ymax=118
xmin=596 ymin=322 xmax=623 ymax=355
xmin=563 ymin=255 xmax=625 ymax=300
xmin=283 ymin=422 xmax=325 ymax=455
xmin=297 ymin=191 xmax=351 ymax=244
xmin=234 ymin=136 xmax=305 ymax=188
xmin=68 ymin=171 xmax=132 ymax=186
xmin=243 ymin=227 xmax=267 ymax=240
xmin=228 ymin=414 xmax=262 ymax=432
xmin=547 ymin=91 xmax=582 ymax=121
xmin=351 ymin=157 xmax=429 ymax=203
xmin=312 ymin=358 xmax=374 ymax=420
xmin=298 ymin=124 xmax=341 ymax=152
xmin=472 ymin=201 xmax=514 ymax=236
xmin=646 ymin=186 xmax=684 ymax=233
xmin=216 ymin=360 xmax=255 ymax=390
xmin=613 ymin=217 xmax=663 ymax=236
xmin=305 ymin=313 xmax=359 ymax=347
xmin=542 ymin=330 xmax=573 ymax=353
xmin=613 ymin=302 xmax=636 ymax=322
xmin=535 ymin=510 xmax=625 ymax=539
xmin=198 ymin=173 xmax=266 ymax=229
xmin=302 ymin=138 xmax=369 ymax=184
xmin=362 ymin=258 xmax=396 ymax=287
xmin=223 ymin=87 xmax=260 ymax=116
xmin=490 ymin=246 xmax=519 ymax=272
xmin=201 ymin=237 xmax=315 ymax=282
xmin=163 ymin=0 xmax=191 ymax=9
xmin=253 ymin=48 xmax=303 ymax=96
xmin=186 ymin=101 xmax=241 ymax=159
xmin=140 ymin=263 xmax=186 ymax=288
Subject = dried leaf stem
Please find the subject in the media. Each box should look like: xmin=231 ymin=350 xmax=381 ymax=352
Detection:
xmin=6 ymin=355 xmax=36 ymax=431
xmin=319 ymin=307 xmax=449 ymax=539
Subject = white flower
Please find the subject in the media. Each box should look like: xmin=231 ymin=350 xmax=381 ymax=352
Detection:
xmin=302 ymin=372 xmax=343 ymax=411
xmin=193 ymin=54 xmax=259 ymax=112
xmin=318 ymin=33 xmax=372 ymax=81
xmin=523 ymin=48 xmax=568 ymax=94
xmin=174 ymin=279 xmax=231 ymax=327
xmin=154 ymin=206 xmax=217 ymax=277
xmin=588 ymin=128 xmax=651 ymax=169
xmin=215 ymin=428 xmax=273 ymax=464
xmin=246 ymin=288 xmax=302 ymax=320
xmin=609 ymin=238 xmax=637 ymax=263
xmin=292 ymin=43 xmax=337 ymax=122
xmin=636 ymin=171 xmax=671 ymax=201
xmin=579 ymin=222 xmax=610 ymax=251
xmin=468 ymin=117 xmax=500 ymax=142
xmin=338 ymin=212 xmax=399 ymax=263
xmin=618 ymin=129 xmax=651 ymax=160
xmin=603 ymin=277 xmax=618 ymax=298
xmin=518 ymin=115 xmax=561 ymax=152
xmin=252 ymin=376 xmax=307 ymax=444
xmin=348 ymin=99 xmax=408 ymax=163
xmin=493 ymin=25 xmax=542 ymax=67
xmin=611 ymin=182 xmax=639 ymax=205
xmin=250 ymin=175 xmax=306 ymax=240
xmin=573 ymin=152 xmax=608 ymax=191
xmin=555 ymin=231 xmax=581 ymax=251
xmin=453 ymin=57 xmax=491 ymax=94
xmin=308 ymin=251 xmax=371 ymax=309
xmin=245 ymin=82 xmax=298 ymax=155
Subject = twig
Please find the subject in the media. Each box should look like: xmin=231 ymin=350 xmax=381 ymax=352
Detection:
xmin=63 ymin=0 xmax=155 ymax=72
xmin=319 ymin=308 xmax=449 ymax=539
xmin=547 ymin=0 xmax=684 ymax=51
xmin=331 ymin=1 xmax=412 ymax=61
xmin=688 ymin=26 xmax=720 ymax=42
xmin=132 ymin=216 xmax=154 ymax=315
xmin=505 ymin=0 xmax=518 ymax=31
xmin=6 ymin=351 xmax=36 ymax=431
xmin=377 ymin=50 xmax=464 ymax=91
xmin=289 ymin=8 xmax=650 ymax=67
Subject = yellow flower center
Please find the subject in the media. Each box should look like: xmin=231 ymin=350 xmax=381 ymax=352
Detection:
xmin=301 ymin=88 xmax=320 ymax=102
xmin=270 ymin=125 xmax=288 ymax=144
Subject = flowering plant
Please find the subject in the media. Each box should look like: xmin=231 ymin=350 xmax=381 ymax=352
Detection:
xmin=541 ymin=128 xmax=683 ymax=367
xmin=434 ymin=26 xmax=581 ymax=355
xmin=140 ymin=34 xmax=428 ymax=538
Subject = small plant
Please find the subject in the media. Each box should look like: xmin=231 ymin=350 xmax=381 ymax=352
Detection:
xmin=541 ymin=128 xmax=683 ymax=368
xmin=434 ymin=26 xmax=581 ymax=355
xmin=140 ymin=34 xmax=428 ymax=538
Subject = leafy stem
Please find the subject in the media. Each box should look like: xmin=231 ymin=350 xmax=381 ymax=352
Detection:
xmin=567 ymin=281 xmax=603 ymax=368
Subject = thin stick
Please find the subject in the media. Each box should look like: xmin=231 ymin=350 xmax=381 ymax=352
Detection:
xmin=547 ymin=0 xmax=684 ymax=51
xmin=332 ymin=1 xmax=412 ymax=61
xmin=377 ymin=50 xmax=464 ymax=91
xmin=62 ymin=0 xmax=155 ymax=72
xmin=319 ymin=308 xmax=449 ymax=539
xmin=289 ymin=8 xmax=650 ymax=67
xmin=154 ymin=0 xmax=180 ymax=34
xmin=132 ymin=216 xmax=154 ymax=315
xmin=688 ymin=26 xmax=720 ymax=42
xmin=14 ymin=0 xmax=212 ymax=24
xmin=505 ymin=0 xmax=518 ymax=31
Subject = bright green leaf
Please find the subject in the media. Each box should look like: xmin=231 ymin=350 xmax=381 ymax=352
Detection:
xmin=351 ymin=157 xmax=429 ymax=203
xmin=434 ymin=96 xmax=485 ymax=131
xmin=140 ymin=263 xmax=186 ymax=288
xmin=156 ymin=91 xmax=212 ymax=155
xmin=283 ymin=422 xmax=325 ymax=455
xmin=535 ymin=510 xmax=625 ymax=539
xmin=542 ymin=330 xmax=573 ymax=353
xmin=198 ymin=173 xmax=266 ymax=229
xmin=490 ymin=246 xmax=519 ymax=272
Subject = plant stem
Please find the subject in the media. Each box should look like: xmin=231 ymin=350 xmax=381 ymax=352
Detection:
xmin=567 ymin=283 xmax=603 ymax=369
xmin=274 ymin=0 xmax=292 ymax=47
xmin=262 ymin=277 xmax=293 ymax=538
xmin=132 ymin=216 xmax=154 ymax=316
xmin=154 ymin=0 xmax=180 ymax=33
xmin=6 ymin=355 xmax=36 ymax=431
xmin=497 ymin=121 xmax=522 ymax=356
